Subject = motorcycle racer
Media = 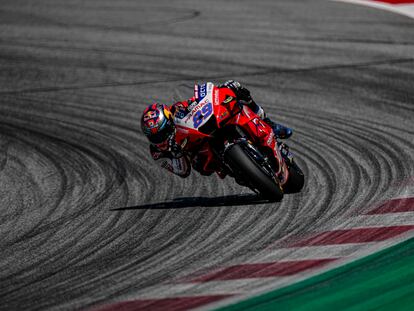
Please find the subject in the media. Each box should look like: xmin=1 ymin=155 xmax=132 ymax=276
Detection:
xmin=141 ymin=80 xmax=293 ymax=178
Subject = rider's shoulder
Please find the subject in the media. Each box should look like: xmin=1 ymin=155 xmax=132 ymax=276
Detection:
xmin=172 ymin=98 xmax=196 ymax=111
xmin=170 ymin=99 xmax=192 ymax=119
xmin=170 ymin=101 xmax=185 ymax=113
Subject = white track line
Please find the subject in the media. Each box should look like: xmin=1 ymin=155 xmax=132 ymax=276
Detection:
xmin=119 ymin=277 xmax=295 ymax=299
xmin=250 ymin=243 xmax=368 ymax=263
xmin=323 ymin=211 xmax=414 ymax=231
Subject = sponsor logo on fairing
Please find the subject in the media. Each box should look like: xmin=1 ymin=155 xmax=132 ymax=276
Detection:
xmin=214 ymin=89 xmax=219 ymax=105
xmin=188 ymin=100 xmax=198 ymax=111
xmin=267 ymin=131 xmax=275 ymax=146
xmin=222 ymin=95 xmax=234 ymax=104
xmin=198 ymin=84 xmax=207 ymax=100
xmin=194 ymin=84 xmax=198 ymax=99
xmin=185 ymin=102 xmax=206 ymax=121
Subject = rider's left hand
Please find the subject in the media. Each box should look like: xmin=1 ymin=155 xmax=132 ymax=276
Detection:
xmin=222 ymin=80 xmax=252 ymax=103
xmin=168 ymin=135 xmax=184 ymax=158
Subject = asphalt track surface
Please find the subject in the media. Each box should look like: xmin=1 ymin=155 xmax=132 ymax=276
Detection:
xmin=0 ymin=0 xmax=413 ymax=310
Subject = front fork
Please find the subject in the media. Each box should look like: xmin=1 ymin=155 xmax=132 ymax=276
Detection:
xmin=236 ymin=111 xmax=290 ymax=185
xmin=223 ymin=138 xmax=279 ymax=189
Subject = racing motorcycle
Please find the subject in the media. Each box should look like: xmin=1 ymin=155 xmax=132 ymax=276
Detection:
xmin=174 ymin=83 xmax=304 ymax=201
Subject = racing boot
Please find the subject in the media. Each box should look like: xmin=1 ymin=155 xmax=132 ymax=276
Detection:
xmin=263 ymin=117 xmax=293 ymax=139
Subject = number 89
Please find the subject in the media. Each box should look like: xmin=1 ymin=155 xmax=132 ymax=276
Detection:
xmin=193 ymin=102 xmax=213 ymax=128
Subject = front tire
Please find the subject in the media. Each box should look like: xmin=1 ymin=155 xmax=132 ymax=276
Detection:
xmin=224 ymin=143 xmax=284 ymax=201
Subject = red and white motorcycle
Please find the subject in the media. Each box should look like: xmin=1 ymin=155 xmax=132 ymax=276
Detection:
xmin=174 ymin=83 xmax=304 ymax=201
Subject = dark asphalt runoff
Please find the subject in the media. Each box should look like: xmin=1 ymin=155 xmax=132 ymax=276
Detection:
xmin=0 ymin=0 xmax=413 ymax=310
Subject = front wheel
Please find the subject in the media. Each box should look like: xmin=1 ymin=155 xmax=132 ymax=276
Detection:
xmin=224 ymin=143 xmax=284 ymax=201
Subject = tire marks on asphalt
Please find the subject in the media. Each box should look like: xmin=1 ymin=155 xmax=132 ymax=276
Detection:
xmin=92 ymin=195 xmax=414 ymax=310
xmin=1 ymin=1 xmax=413 ymax=311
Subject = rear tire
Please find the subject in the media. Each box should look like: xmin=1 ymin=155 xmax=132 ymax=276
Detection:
xmin=283 ymin=161 xmax=305 ymax=194
xmin=225 ymin=144 xmax=284 ymax=201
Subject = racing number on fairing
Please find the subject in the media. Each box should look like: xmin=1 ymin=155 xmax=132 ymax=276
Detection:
xmin=193 ymin=102 xmax=212 ymax=128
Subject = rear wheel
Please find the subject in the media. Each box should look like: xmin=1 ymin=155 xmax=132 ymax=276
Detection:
xmin=283 ymin=161 xmax=305 ymax=194
xmin=224 ymin=143 xmax=284 ymax=201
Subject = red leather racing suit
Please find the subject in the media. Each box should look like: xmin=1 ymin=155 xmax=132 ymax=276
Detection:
xmin=149 ymin=81 xmax=266 ymax=178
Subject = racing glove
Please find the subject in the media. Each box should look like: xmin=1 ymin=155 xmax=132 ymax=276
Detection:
xmin=220 ymin=80 xmax=253 ymax=103
xmin=168 ymin=135 xmax=184 ymax=158
xmin=150 ymin=144 xmax=190 ymax=178
xmin=220 ymin=80 xmax=265 ymax=119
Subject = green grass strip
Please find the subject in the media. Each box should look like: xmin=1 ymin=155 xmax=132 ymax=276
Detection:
xmin=217 ymin=237 xmax=414 ymax=311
